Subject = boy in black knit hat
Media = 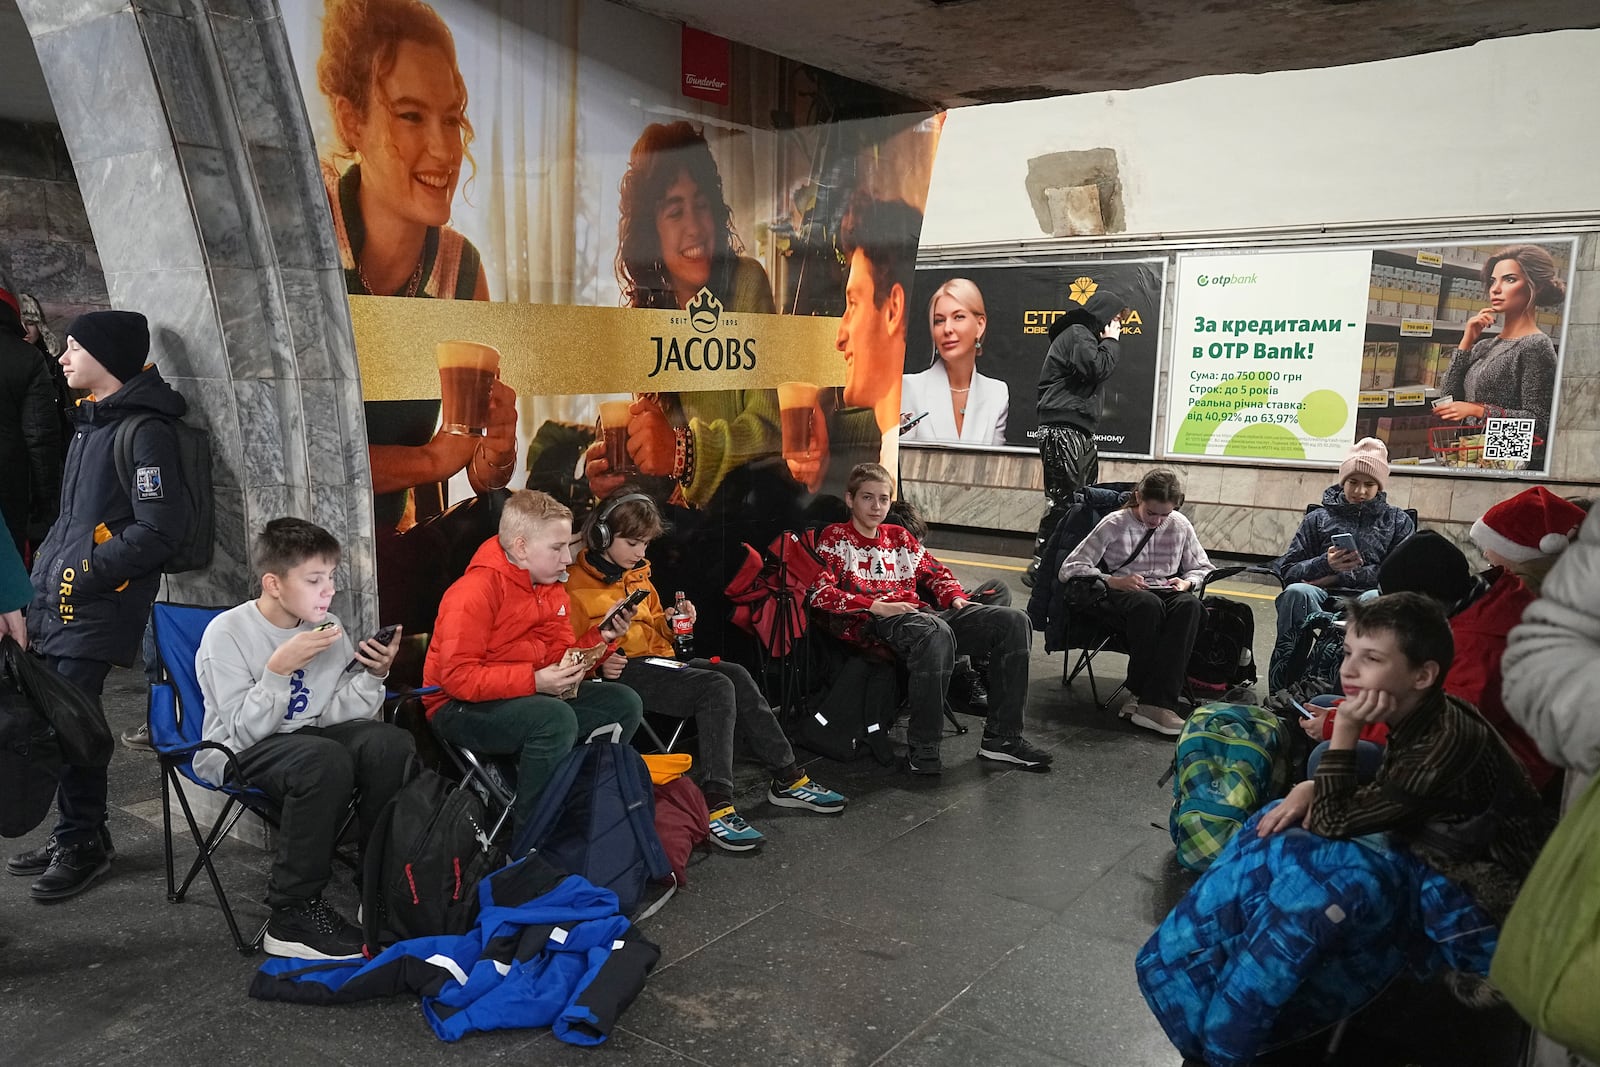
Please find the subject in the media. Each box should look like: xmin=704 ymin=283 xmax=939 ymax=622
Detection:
xmin=5 ymin=310 xmax=191 ymax=901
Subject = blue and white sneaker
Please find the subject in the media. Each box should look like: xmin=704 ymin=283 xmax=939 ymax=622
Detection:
xmin=767 ymin=774 xmax=847 ymax=813
xmin=708 ymin=806 xmax=765 ymax=852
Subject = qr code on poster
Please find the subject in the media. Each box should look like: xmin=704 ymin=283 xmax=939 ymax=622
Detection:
xmin=1483 ymin=418 xmax=1535 ymax=462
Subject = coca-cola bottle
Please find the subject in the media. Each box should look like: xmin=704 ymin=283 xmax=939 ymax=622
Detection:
xmin=670 ymin=590 xmax=694 ymax=659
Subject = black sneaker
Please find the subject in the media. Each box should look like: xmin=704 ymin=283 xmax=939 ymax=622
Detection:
xmin=905 ymin=742 xmax=943 ymax=776
xmin=1021 ymin=558 xmax=1040 ymax=588
xmin=30 ymin=840 xmax=112 ymax=901
xmin=263 ymin=897 xmax=364 ymax=960
xmin=977 ymin=734 xmax=1053 ymax=771
xmin=950 ymin=660 xmax=989 ymax=712
xmin=121 ymin=723 xmax=154 ymax=750
xmin=10 ymin=828 xmax=116 ymax=879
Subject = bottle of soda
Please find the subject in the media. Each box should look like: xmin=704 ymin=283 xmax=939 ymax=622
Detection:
xmin=670 ymin=590 xmax=694 ymax=659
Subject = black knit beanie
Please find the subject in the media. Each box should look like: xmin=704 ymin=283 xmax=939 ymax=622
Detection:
xmin=1377 ymin=529 xmax=1472 ymax=608
xmin=66 ymin=310 xmax=150 ymax=384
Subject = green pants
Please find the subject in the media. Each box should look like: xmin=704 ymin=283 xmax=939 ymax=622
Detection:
xmin=431 ymin=680 xmax=643 ymax=840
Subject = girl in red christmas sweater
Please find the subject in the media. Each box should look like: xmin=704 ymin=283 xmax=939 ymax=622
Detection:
xmin=810 ymin=463 xmax=1053 ymax=776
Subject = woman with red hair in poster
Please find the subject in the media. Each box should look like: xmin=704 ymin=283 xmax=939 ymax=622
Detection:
xmin=317 ymin=0 xmax=518 ymax=630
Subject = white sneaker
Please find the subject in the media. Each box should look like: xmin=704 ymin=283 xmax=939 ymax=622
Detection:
xmin=1120 ymin=700 xmax=1185 ymax=736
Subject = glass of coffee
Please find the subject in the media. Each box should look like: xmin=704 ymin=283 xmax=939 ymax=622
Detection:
xmin=777 ymin=381 xmax=820 ymax=458
xmin=598 ymin=399 xmax=635 ymax=474
xmin=436 ymin=340 xmax=500 ymax=436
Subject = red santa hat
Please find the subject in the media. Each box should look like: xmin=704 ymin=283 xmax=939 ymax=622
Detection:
xmin=1470 ymin=486 xmax=1586 ymax=563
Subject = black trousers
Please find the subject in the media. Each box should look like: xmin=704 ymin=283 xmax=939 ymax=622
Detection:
xmin=48 ymin=656 xmax=112 ymax=848
xmin=1094 ymin=589 xmax=1203 ymax=712
xmin=869 ymin=604 xmax=1032 ymax=747
xmin=231 ymin=720 xmax=414 ymax=909
xmin=1035 ymin=425 xmax=1099 ymax=552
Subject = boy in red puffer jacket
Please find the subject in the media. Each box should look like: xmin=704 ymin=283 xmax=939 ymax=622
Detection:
xmin=424 ymin=491 xmax=642 ymax=841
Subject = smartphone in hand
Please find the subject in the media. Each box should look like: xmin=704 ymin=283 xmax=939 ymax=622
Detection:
xmin=1330 ymin=533 xmax=1358 ymax=554
xmin=1288 ymin=696 xmax=1316 ymax=720
xmin=346 ymin=623 xmax=400 ymax=672
xmin=600 ymin=588 xmax=650 ymax=631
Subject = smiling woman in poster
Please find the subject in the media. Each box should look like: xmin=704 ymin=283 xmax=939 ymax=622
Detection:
xmin=1435 ymin=244 xmax=1563 ymax=455
xmin=587 ymin=121 xmax=781 ymax=506
xmin=901 ymin=278 xmax=1007 ymax=446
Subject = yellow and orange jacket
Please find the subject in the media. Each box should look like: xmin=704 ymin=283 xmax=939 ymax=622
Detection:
xmin=564 ymin=548 xmax=674 ymax=660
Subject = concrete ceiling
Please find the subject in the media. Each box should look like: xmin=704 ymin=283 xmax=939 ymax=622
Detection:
xmin=4 ymin=0 xmax=1599 ymax=126
xmin=615 ymin=0 xmax=1600 ymax=106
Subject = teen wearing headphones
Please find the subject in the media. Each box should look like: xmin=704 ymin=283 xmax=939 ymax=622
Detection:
xmin=565 ymin=487 xmax=847 ymax=852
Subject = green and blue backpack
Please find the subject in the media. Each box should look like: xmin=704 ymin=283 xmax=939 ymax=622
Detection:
xmin=1169 ymin=702 xmax=1289 ymax=872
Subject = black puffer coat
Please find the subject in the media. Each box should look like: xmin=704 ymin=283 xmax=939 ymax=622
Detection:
xmin=28 ymin=367 xmax=188 ymax=665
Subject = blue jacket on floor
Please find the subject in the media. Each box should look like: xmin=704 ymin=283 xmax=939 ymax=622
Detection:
xmin=250 ymin=860 xmax=660 ymax=1045
xmin=1136 ymin=802 xmax=1498 ymax=1067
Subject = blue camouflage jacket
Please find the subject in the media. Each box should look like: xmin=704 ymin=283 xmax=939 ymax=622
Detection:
xmin=1136 ymin=803 xmax=1498 ymax=1067
xmin=1272 ymin=484 xmax=1414 ymax=596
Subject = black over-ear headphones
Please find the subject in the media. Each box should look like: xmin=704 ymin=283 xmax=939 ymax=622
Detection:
xmin=587 ymin=492 xmax=657 ymax=553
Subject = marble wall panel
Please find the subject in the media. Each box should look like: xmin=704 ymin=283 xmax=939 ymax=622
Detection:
xmin=104 ymin=267 xmax=229 ymax=379
xmin=208 ymin=266 xmax=280 ymax=379
xmin=141 ymin=10 xmax=222 ymax=151
xmin=316 ymin=266 xmax=362 ymax=380
xmin=248 ymin=145 xmax=318 ymax=270
xmin=74 ymin=149 xmax=204 ymax=275
xmin=300 ymin=379 xmax=352 ymax=488
xmin=30 ymin=10 xmax=170 ymax=164
xmin=244 ymin=482 xmax=302 ymax=536
xmin=0 ymin=178 xmax=49 ymax=237
xmin=1556 ymin=376 xmax=1600 ymax=431
xmin=1178 ymin=463 xmax=1223 ymax=504
xmin=42 ymin=180 xmax=94 ymax=245
xmin=163 ymin=375 xmax=243 ymax=490
xmin=6 ymin=238 xmax=108 ymax=304
xmin=1571 ymin=268 xmax=1600 ymax=327
xmin=233 ymin=380 xmax=289 ymax=486
xmin=163 ymin=485 xmax=252 ymax=607
xmin=332 ymin=377 xmax=372 ymax=486
xmin=280 ymin=268 xmax=335 ymax=379
xmin=1562 ymin=325 xmax=1600 ymax=378
xmin=177 ymin=143 xmax=258 ymax=271
xmin=1394 ymin=475 xmax=1452 ymax=525
xmin=208 ymin=10 xmax=285 ymax=149
xmin=1551 ymin=431 xmax=1600 ymax=483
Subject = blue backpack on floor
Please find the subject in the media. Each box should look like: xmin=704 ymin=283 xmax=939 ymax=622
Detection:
xmin=510 ymin=728 xmax=675 ymax=918
xmin=1170 ymin=703 xmax=1289 ymax=872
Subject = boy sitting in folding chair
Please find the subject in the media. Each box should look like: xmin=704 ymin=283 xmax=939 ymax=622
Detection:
xmin=810 ymin=462 xmax=1053 ymax=777
xmin=565 ymin=488 xmax=846 ymax=853
xmin=423 ymin=490 xmax=644 ymax=844
xmin=196 ymin=518 xmax=412 ymax=960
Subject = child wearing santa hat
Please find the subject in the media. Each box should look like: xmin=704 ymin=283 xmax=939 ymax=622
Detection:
xmin=1451 ymin=486 xmax=1588 ymax=792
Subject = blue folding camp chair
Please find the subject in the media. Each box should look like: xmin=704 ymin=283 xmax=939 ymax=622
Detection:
xmin=148 ymin=603 xmax=358 ymax=954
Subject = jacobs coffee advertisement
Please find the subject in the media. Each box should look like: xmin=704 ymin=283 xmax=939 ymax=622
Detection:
xmin=280 ymin=0 xmax=941 ymax=647
xmin=1167 ymin=240 xmax=1575 ymax=476
xmin=903 ymin=260 xmax=1165 ymax=457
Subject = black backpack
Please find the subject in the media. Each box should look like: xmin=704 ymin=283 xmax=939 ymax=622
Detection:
xmin=509 ymin=735 xmax=674 ymax=918
xmin=0 ymin=664 xmax=61 ymax=838
xmin=361 ymin=761 xmax=504 ymax=953
xmin=113 ymin=412 xmax=214 ymax=573
xmin=1187 ymin=596 xmax=1257 ymax=689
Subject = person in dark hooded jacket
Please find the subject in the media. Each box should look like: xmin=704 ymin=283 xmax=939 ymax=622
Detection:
xmin=5 ymin=309 xmax=189 ymax=902
xmin=1026 ymin=287 xmax=1123 ymax=585
xmin=1266 ymin=438 xmax=1413 ymax=683
xmin=0 ymin=285 xmax=64 ymax=563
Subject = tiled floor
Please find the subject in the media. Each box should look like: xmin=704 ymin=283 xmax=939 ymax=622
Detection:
xmin=0 ymin=554 xmax=1527 ymax=1065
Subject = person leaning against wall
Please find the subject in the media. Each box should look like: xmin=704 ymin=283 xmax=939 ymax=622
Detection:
xmin=6 ymin=311 xmax=189 ymax=902
xmin=1025 ymin=286 xmax=1124 ymax=587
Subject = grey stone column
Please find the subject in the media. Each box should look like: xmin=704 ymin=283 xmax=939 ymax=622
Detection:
xmin=18 ymin=0 xmax=375 ymax=630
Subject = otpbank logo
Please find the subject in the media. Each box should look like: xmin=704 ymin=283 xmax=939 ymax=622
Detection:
xmin=1196 ymin=272 xmax=1259 ymax=288
xmin=649 ymin=286 xmax=757 ymax=376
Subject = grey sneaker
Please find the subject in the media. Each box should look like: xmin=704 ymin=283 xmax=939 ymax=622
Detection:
xmin=121 ymin=723 xmax=153 ymax=750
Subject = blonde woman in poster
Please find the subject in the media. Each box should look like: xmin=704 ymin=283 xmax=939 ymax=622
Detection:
xmin=586 ymin=122 xmax=782 ymax=508
xmin=901 ymin=278 xmax=1007 ymax=446
xmin=317 ymin=0 xmax=517 ymax=628
xmin=1435 ymin=244 xmax=1563 ymax=461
